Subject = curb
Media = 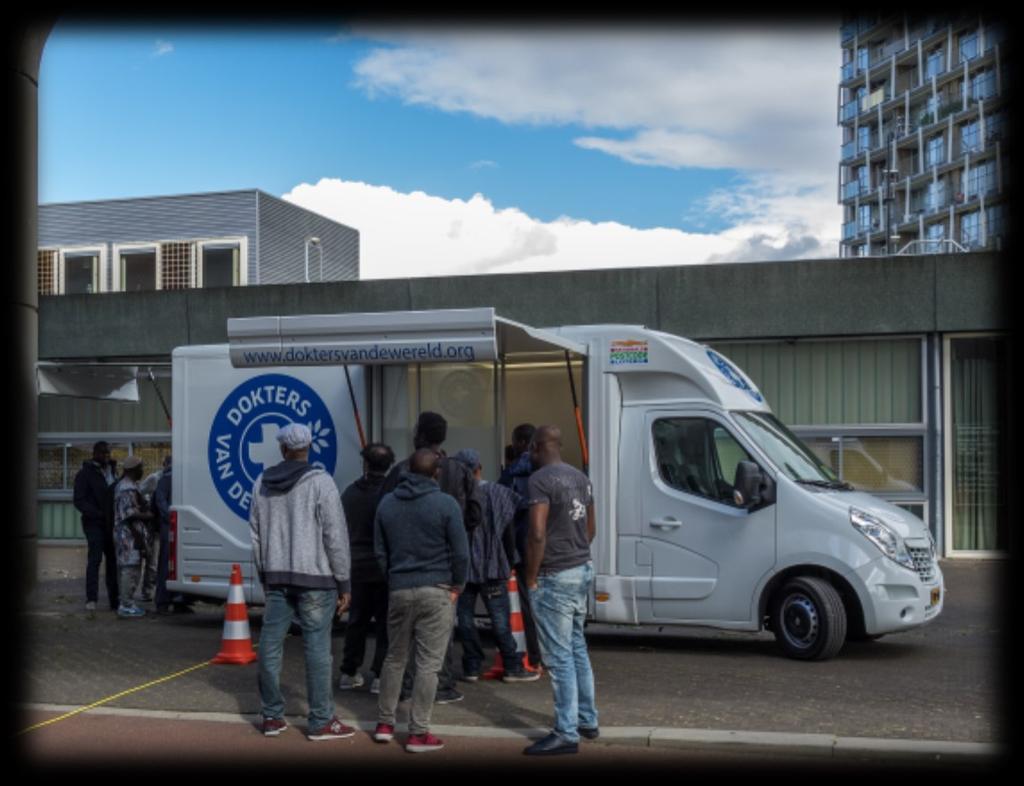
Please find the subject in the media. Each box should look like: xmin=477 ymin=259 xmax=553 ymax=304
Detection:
xmin=20 ymin=703 xmax=1002 ymax=763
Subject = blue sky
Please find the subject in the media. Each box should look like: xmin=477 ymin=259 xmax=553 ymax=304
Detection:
xmin=40 ymin=22 xmax=842 ymax=279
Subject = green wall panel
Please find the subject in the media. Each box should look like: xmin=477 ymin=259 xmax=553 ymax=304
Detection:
xmin=710 ymin=338 xmax=923 ymax=426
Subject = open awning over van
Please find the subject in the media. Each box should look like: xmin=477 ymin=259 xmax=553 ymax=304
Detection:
xmin=227 ymin=308 xmax=587 ymax=368
xmin=36 ymin=363 xmax=141 ymax=401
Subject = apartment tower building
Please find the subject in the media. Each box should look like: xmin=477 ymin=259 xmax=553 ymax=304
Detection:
xmin=839 ymin=15 xmax=1007 ymax=257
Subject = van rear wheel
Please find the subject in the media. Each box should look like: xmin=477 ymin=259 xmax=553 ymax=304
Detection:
xmin=771 ymin=577 xmax=847 ymax=661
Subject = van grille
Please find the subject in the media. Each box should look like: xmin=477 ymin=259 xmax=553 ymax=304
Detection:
xmin=907 ymin=546 xmax=936 ymax=583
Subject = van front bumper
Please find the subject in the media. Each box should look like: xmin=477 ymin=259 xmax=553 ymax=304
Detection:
xmin=850 ymin=555 xmax=945 ymax=636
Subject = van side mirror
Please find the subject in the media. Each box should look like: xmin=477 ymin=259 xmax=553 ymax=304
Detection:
xmin=733 ymin=461 xmax=775 ymax=509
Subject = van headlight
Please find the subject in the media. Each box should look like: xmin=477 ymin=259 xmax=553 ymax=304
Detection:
xmin=850 ymin=508 xmax=916 ymax=572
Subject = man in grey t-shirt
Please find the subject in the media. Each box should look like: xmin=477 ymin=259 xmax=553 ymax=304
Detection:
xmin=522 ymin=426 xmax=598 ymax=756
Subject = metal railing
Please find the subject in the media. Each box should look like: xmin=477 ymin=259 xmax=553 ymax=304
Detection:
xmin=895 ymin=239 xmax=968 ymax=255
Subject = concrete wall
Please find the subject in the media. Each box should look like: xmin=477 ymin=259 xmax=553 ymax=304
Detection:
xmin=39 ymin=252 xmax=1008 ymax=360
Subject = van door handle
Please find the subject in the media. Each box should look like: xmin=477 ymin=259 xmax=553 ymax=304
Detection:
xmin=650 ymin=517 xmax=683 ymax=530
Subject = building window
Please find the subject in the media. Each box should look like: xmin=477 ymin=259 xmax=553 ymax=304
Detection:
xmin=858 ymin=204 xmax=873 ymax=233
xmin=120 ymin=248 xmax=158 ymax=292
xmin=925 ymin=179 xmax=946 ymax=212
xmin=961 ymin=211 xmax=981 ymax=249
xmin=948 ymin=336 xmax=1009 ymax=553
xmin=985 ymin=204 xmax=1004 ymax=246
xmin=804 ymin=436 xmax=924 ymax=494
xmin=984 ymin=111 xmax=1004 ymax=145
xmin=63 ymin=251 xmax=100 ymax=295
xmin=199 ymin=243 xmax=240 ymax=288
xmin=857 ymin=46 xmax=869 ymax=71
xmin=965 ymin=159 xmax=997 ymax=199
xmin=961 ymin=119 xmax=981 ymax=154
xmin=959 ymin=30 xmax=979 ymax=63
xmin=925 ymin=133 xmax=946 ymax=167
xmin=970 ymin=70 xmax=997 ymax=102
xmin=925 ymin=47 xmax=945 ymax=79
xmin=858 ymin=125 xmax=872 ymax=153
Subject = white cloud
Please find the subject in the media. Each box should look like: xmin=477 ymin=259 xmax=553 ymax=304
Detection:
xmin=153 ymin=40 xmax=174 ymax=57
xmin=283 ymin=177 xmax=839 ymax=281
xmin=469 ymin=160 xmax=498 ymax=170
xmin=351 ymin=27 xmax=841 ymax=177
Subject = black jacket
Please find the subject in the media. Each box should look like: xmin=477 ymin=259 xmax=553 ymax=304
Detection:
xmin=341 ymin=473 xmax=387 ymax=584
xmin=73 ymin=460 xmax=114 ymax=527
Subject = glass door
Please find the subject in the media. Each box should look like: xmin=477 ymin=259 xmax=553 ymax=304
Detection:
xmin=945 ymin=335 xmax=1009 ymax=555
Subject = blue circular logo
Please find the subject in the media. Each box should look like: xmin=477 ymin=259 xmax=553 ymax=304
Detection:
xmin=706 ymin=349 xmax=764 ymax=403
xmin=208 ymin=374 xmax=337 ymax=521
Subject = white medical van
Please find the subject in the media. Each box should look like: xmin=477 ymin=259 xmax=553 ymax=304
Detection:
xmin=167 ymin=308 xmax=943 ymax=660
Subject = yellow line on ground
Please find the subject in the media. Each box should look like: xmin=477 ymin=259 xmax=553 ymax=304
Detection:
xmin=17 ymin=660 xmax=216 ymax=736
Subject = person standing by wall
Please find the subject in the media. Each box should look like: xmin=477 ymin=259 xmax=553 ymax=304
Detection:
xmin=451 ymin=448 xmax=538 ymax=683
xmin=522 ymin=425 xmax=599 ymax=756
xmin=499 ymin=423 xmax=543 ymax=670
xmin=338 ymin=442 xmax=395 ymax=694
xmin=72 ymin=441 xmax=119 ymax=615
xmin=112 ymin=455 xmax=154 ymax=619
xmin=249 ymin=423 xmax=356 ymax=741
xmin=372 ymin=448 xmax=469 ymax=753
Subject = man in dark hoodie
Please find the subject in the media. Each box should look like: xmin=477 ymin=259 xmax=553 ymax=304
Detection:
xmin=249 ymin=423 xmax=356 ymax=742
xmin=380 ymin=410 xmax=481 ymax=703
xmin=372 ymin=448 xmax=469 ymax=754
xmin=73 ymin=441 xmax=120 ymax=615
xmin=337 ymin=442 xmax=395 ymax=694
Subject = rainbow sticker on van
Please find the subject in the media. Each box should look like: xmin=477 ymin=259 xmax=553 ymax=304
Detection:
xmin=610 ymin=339 xmax=649 ymax=366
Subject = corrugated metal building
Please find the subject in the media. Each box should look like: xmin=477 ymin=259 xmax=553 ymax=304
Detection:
xmin=37 ymin=189 xmax=358 ymax=293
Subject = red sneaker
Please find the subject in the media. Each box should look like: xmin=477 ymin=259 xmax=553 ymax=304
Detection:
xmin=261 ymin=717 xmax=288 ymax=737
xmin=406 ymin=732 xmax=445 ymax=753
xmin=307 ymin=717 xmax=356 ymax=741
xmin=373 ymin=723 xmax=395 ymax=742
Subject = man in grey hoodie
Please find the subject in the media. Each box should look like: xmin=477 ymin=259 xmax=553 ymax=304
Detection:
xmin=249 ymin=423 xmax=356 ymax=742
xmin=372 ymin=448 xmax=469 ymax=753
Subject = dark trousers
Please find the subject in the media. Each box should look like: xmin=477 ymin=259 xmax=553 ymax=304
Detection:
xmin=155 ymin=520 xmax=171 ymax=608
xmin=515 ymin=563 xmax=543 ymax=668
xmin=341 ymin=580 xmax=389 ymax=677
xmin=83 ymin=520 xmax=119 ymax=609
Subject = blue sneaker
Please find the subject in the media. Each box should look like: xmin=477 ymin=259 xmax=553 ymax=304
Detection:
xmin=117 ymin=604 xmax=146 ymax=619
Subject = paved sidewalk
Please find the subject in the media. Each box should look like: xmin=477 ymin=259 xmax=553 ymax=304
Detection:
xmin=17 ymin=544 xmax=1009 ymax=769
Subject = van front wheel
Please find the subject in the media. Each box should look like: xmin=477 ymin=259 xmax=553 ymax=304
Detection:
xmin=771 ymin=577 xmax=847 ymax=661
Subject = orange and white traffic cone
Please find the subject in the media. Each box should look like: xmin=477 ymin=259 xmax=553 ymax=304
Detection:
xmin=212 ymin=563 xmax=258 ymax=665
xmin=482 ymin=570 xmax=541 ymax=679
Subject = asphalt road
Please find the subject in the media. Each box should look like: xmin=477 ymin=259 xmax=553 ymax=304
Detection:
xmin=15 ymin=546 xmax=1010 ymax=772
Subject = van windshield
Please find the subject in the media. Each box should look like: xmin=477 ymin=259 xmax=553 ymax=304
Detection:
xmin=733 ymin=411 xmax=847 ymax=487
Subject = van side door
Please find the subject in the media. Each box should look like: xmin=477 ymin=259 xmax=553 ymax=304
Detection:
xmin=639 ymin=410 xmax=777 ymax=626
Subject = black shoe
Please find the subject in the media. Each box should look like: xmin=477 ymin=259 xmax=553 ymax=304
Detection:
xmin=156 ymin=605 xmax=172 ymax=615
xmin=579 ymin=726 xmax=600 ymax=740
xmin=524 ymin=732 xmax=578 ymax=756
xmin=434 ymin=689 xmax=464 ymax=704
xmin=172 ymin=604 xmax=195 ymax=614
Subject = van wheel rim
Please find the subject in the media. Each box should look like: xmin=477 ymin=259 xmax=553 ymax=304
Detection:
xmin=782 ymin=594 xmax=819 ymax=649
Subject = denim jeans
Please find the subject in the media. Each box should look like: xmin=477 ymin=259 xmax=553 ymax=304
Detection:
xmin=378 ymin=586 xmax=454 ymax=735
xmin=528 ymin=561 xmax=598 ymax=743
xmin=455 ymin=580 xmax=519 ymax=674
xmin=258 ymin=586 xmax=338 ymax=732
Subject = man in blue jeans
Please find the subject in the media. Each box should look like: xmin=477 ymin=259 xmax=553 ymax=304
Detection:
xmin=249 ymin=423 xmax=357 ymax=741
xmin=522 ymin=425 xmax=599 ymax=756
